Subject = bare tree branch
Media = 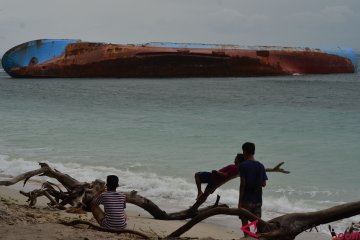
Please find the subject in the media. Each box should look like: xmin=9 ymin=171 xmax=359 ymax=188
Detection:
xmin=167 ymin=207 xmax=272 ymax=238
xmin=126 ymin=191 xmax=229 ymax=220
xmin=261 ymin=200 xmax=360 ymax=239
xmin=265 ymin=162 xmax=290 ymax=174
xmin=60 ymin=219 xmax=150 ymax=239
xmin=0 ymin=163 xmax=81 ymax=189
xmin=0 ymin=168 xmax=48 ymax=186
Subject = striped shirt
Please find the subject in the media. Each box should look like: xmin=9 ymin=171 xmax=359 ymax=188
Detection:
xmin=95 ymin=191 xmax=127 ymax=230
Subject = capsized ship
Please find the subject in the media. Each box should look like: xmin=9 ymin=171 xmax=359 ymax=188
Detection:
xmin=1 ymin=39 xmax=358 ymax=78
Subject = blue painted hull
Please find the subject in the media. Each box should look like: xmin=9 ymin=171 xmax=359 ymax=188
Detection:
xmin=1 ymin=39 xmax=80 ymax=77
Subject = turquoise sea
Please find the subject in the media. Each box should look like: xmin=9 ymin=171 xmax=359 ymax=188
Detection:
xmin=0 ymin=62 xmax=359 ymax=233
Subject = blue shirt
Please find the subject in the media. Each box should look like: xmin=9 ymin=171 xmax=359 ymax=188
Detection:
xmin=240 ymin=160 xmax=268 ymax=204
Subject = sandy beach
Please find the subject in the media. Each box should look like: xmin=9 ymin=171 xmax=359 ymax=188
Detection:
xmin=0 ymin=184 xmax=241 ymax=240
xmin=0 ymin=184 xmax=331 ymax=240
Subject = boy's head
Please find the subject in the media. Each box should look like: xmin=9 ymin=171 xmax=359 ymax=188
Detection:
xmin=106 ymin=175 xmax=119 ymax=190
xmin=242 ymin=142 xmax=255 ymax=157
xmin=234 ymin=153 xmax=245 ymax=166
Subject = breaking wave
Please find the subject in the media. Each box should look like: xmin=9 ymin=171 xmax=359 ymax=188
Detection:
xmin=0 ymin=154 xmax=324 ymax=210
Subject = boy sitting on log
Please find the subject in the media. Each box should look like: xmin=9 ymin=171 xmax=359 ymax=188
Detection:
xmin=91 ymin=175 xmax=127 ymax=230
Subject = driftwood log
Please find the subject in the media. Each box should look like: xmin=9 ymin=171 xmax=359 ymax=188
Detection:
xmin=167 ymin=202 xmax=360 ymax=239
xmin=60 ymin=219 xmax=151 ymax=239
xmin=1 ymin=162 xmax=359 ymax=240
xmin=0 ymin=162 xmax=289 ymax=219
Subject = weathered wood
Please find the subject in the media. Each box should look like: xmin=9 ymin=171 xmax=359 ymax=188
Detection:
xmin=125 ymin=190 xmax=168 ymax=219
xmin=125 ymin=191 xmax=228 ymax=220
xmin=60 ymin=219 xmax=150 ymax=239
xmin=265 ymin=162 xmax=290 ymax=174
xmin=261 ymin=200 xmax=360 ymax=240
xmin=167 ymin=207 xmax=272 ymax=238
xmin=0 ymin=168 xmax=47 ymax=186
xmin=0 ymin=163 xmax=107 ymax=209
xmin=20 ymin=189 xmax=65 ymax=210
xmin=0 ymin=163 xmax=81 ymax=189
xmin=168 ymin=201 xmax=360 ymax=239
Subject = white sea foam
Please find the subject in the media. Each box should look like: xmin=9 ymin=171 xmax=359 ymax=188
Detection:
xmin=0 ymin=155 xmax=337 ymax=212
xmin=268 ymin=187 xmax=340 ymax=199
xmin=0 ymin=154 xmax=198 ymax=209
xmin=263 ymin=195 xmax=316 ymax=213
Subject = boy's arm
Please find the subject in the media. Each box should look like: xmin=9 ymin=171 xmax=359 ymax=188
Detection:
xmin=261 ymin=164 xmax=268 ymax=187
xmin=91 ymin=195 xmax=101 ymax=207
xmin=91 ymin=188 xmax=105 ymax=206
xmin=212 ymin=165 xmax=236 ymax=178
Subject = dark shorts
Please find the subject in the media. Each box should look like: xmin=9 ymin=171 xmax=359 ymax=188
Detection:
xmin=242 ymin=202 xmax=262 ymax=218
xmin=196 ymin=172 xmax=215 ymax=186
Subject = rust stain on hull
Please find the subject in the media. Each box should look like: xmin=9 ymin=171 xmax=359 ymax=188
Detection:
xmin=4 ymin=41 xmax=357 ymax=78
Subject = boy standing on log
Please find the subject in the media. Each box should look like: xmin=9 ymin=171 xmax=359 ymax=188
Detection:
xmin=238 ymin=142 xmax=268 ymax=237
xmin=91 ymin=175 xmax=127 ymax=230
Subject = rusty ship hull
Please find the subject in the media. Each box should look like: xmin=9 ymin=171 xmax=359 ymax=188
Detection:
xmin=1 ymin=39 xmax=358 ymax=78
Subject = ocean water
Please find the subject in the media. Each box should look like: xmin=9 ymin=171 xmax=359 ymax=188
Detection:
xmin=0 ymin=65 xmax=359 ymax=233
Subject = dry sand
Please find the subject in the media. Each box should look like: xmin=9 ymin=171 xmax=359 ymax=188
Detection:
xmin=0 ymin=185 xmax=330 ymax=240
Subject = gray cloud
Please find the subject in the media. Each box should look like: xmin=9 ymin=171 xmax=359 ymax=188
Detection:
xmin=0 ymin=0 xmax=359 ymax=55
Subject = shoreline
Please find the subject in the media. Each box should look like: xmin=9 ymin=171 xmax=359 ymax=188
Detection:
xmin=0 ymin=183 xmax=330 ymax=240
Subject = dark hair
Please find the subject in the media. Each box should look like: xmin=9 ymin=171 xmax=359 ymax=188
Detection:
xmin=106 ymin=175 xmax=119 ymax=190
xmin=235 ymin=153 xmax=245 ymax=163
xmin=242 ymin=142 xmax=255 ymax=155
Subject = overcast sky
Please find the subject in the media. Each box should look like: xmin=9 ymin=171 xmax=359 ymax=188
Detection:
xmin=0 ymin=0 xmax=359 ymax=55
